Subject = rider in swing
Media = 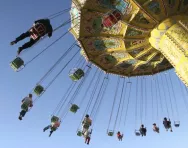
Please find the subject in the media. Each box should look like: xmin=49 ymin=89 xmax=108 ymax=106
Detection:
xmin=10 ymin=19 xmax=53 ymax=55
xmin=117 ymin=131 xmax=123 ymax=141
xmin=82 ymin=114 xmax=92 ymax=134
xmin=18 ymin=94 xmax=33 ymax=120
xmin=43 ymin=119 xmax=61 ymax=137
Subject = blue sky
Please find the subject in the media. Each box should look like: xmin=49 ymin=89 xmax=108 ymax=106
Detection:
xmin=0 ymin=0 xmax=188 ymax=148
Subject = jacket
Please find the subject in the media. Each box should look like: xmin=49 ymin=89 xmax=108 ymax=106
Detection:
xmin=34 ymin=19 xmax=53 ymax=37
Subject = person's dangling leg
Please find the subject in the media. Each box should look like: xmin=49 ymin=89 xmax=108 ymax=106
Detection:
xmin=118 ymin=136 xmax=121 ymax=141
xmin=157 ymin=127 xmax=159 ymax=133
xmin=49 ymin=130 xmax=54 ymax=137
xmin=120 ymin=136 xmax=122 ymax=141
xmin=18 ymin=110 xmax=27 ymax=120
xmin=11 ymin=31 xmax=30 ymax=45
xmin=87 ymin=137 xmax=90 ymax=145
xmin=140 ymin=130 xmax=143 ymax=137
xmin=21 ymin=109 xmax=28 ymax=117
xmin=43 ymin=125 xmax=51 ymax=132
xmin=18 ymin=38 xmax=39 ymax=55
xmin=82 ymin=127 xmax=87 ymax=135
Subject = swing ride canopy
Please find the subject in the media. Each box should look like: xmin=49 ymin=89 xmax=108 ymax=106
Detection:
xmin=70 ymin=0 xmax=188 ymax=79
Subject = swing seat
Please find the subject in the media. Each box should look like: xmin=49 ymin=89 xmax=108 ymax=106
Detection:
xmin=10 ymin=57 xmax=24 ymax=71
xmin=77 ymin=130 xmax=82 ymax=137
xmin=69 ymin=68 xmax=85 ymax=81
xmin=174 ymin=121 xmax=180 ymax=127
xmin=51 ymin=127 xmax=57 ymax=131
xmin=83 ymin=123 xmax=90 ymax=129
xmin=34 ymin=85 xmax=44 ymax=96
xmin=102 ymin=10 xmax=122 ymax=28
xmin=135 ymin=130 xmax=141 ymax=136
xmin=51 ymin=116 xmax=59 ymax=123
xmin=107 ymin=131 xmax=114 ymax=136
xmin=70 ymin=104 xmax=79 ymax=113
xmin=21 ymin=103 xmax=29 ymax=111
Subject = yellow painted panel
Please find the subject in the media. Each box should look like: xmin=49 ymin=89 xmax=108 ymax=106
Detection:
xmin=159 ymin=34 xmax=188 ymax=86
xmin=168 ymin=23 xmax=188 ymax=53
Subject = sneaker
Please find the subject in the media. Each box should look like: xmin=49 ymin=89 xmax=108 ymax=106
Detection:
xmin=10 ymin=41 xmax=16 ymax=45
xmin=18 ymin=116 xmax=22 ymax=120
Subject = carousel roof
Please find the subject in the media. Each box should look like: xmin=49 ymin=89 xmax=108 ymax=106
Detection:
xmin=70 ymin=0 xmax=188 ymax=77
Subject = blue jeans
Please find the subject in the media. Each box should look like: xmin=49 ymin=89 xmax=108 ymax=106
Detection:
xmin=20 ymin=110 xmax=27 ymax=117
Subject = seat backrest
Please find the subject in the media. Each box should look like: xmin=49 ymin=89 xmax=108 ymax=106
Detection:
xmin=21 ymin=103 xmax=29 ymax=111
xmin=70 ymin=104 xmax=79 ymax=113
xmin=75 ymin=69 xmax=84 ymax=77
xmin=83 ymin=124 xmax=90 ymax=129
xmin=72 ymin=104 xmax=79 ymax=109
xmin=51 ymin=116 xmax=59 ymax=123
xmin=174 ymin=124 xmax=180 ymax=127
xmin=174 ymin=121 xmax=180 ymax=127
xmin=108 ymin=131 xmax=114 ymax=136
xmin=77 ymin=131 xmax=82 ymax=136
xmin=135 ymin=132 xmax=140 ymax=136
